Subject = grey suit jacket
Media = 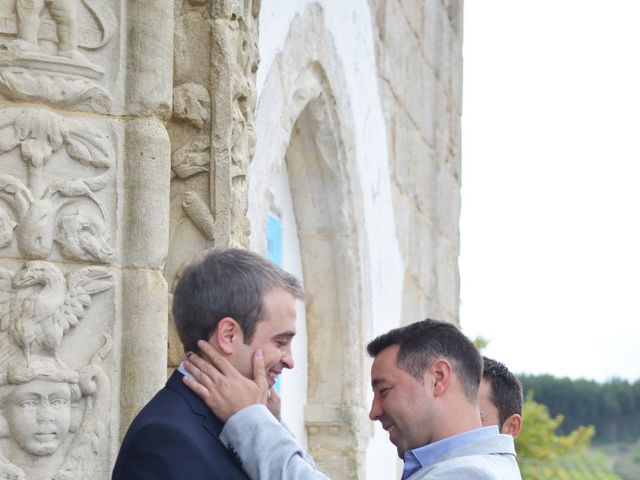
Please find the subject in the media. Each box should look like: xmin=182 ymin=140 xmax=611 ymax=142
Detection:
xmin=221 ymin=405 xmax=522 ymax=480
xmin=220 ymin=405 xmax=329 ymax=480
xmin=406 ymin=434 xmax=522 ymax=480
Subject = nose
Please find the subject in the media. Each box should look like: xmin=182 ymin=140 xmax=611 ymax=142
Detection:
xmin=369 ymin=395 xmax=382 ymax=421
xmin=282 ymin=349 xmax=294 ymax=369
xmin=36 ymin=403 xmax=55 ymax=423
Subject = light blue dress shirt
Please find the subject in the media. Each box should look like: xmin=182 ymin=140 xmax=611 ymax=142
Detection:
xmin=402 ymin=425 xmax=500 ymax=480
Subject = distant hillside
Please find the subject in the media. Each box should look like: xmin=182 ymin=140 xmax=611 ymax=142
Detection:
xmin=519 ymin=374 xmax=640 ymax=443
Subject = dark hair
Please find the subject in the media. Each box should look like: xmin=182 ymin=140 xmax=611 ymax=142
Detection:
xmin=366 ymin=319 xmax=482 ymax=402
xmin=172 ymin=248 xmax=304 ymax=353
xmin=482 ymin=356 xmax=523 ymax=427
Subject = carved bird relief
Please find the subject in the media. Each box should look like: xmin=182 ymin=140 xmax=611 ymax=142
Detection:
xmin=0 ymin=174 xmax=114 ymax=262
xmin=0 ymin=108 xmax=115 ymax=262
xmin=0 ymin=261 xmax=113 ymax=365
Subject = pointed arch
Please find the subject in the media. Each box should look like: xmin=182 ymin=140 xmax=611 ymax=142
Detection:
xmin=250 ymin=5 xmax=372 ymax=478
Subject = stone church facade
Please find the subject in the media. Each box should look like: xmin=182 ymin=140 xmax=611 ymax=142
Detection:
xmin=0 ymin=0 xmax=462 ymax=478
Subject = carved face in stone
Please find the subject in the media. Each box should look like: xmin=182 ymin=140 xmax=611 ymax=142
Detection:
xmin=3 ymin=379 xmax=72 ymax=456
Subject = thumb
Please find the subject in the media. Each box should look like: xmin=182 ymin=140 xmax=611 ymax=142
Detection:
xmin=252 ymin=349 xmax=268 ymax=392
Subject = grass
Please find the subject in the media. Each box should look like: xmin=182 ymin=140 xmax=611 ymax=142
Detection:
xmin=519 ymin=450 xmax=621 ymax=479
xmin=592 ymin=439 xmax=640 ymax=480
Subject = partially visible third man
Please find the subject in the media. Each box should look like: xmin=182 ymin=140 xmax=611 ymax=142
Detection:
xmin=479 ymin=356 xmax=523 ymax=438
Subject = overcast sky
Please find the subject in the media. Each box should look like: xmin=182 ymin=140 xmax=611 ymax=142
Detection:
xmin=460 ymin=1 xmax=640 ymax=383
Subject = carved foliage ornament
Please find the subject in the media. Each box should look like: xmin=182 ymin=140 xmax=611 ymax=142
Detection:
xmin=171 ymin=82 xmax=215 ymax=239
xmin=0 ymin=108 xmax=114 ymax=263
xmin=172 ymin=83 xmax=211 ymax=179
xmin=212 ymin=0 xmax=259 ymax=247
xmin=170 ymin=0 xmax=259 ymax=246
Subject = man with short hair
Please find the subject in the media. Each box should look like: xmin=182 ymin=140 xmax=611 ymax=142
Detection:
xmin=112 ymin=248 xmax=304 ymax=480
xmin=183 ymin=319 xmax=522 ymax=479
xmin=367 ymin=320 xmax=521 ymax=479
xmin=479 ymin=356 xmax=523 ymax=438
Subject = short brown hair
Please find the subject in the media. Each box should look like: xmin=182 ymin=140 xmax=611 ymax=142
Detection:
xmin=367 ymin=319 xmax=483 ymax=402
xmin=172 ymin=248 xmax=303 ymax=353
xmin=482 ymin=356 xmax=523 ymax=427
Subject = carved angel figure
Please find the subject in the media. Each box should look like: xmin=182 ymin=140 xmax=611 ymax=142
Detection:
xmin=0 ymin=261 xmax=112 ymax=365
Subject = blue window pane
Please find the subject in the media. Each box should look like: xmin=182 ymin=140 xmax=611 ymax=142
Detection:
xmin=266 ymin=214 xmax=282 ymax=267
xmin=266 ymin=213 xmax=283 ymax=393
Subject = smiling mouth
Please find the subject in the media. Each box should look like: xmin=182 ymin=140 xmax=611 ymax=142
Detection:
xmin=268 ymin=371 xmax=280 ymax=386
xmin=383 ymin=424 xmax=398 ymax=441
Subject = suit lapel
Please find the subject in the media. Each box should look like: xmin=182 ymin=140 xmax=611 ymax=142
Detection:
xmin=166 ymin=370 xmax=225 ymax=439
xmin=166 ymin=370 xmax=248 ymax=475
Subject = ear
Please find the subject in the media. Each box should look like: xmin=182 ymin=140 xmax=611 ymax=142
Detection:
xmin=213 ymin=317 xmax=242 ymax=355
xmin=428 ymin=358 xmax=452 ymax=397
xmin=501 ymin=413 xmax=523 ymax=439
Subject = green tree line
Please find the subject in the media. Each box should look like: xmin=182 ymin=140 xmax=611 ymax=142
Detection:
xmin=516 ymin=393 xmax=621 ymax=479
xmin=519 ymin=374 xmax=640 ymax=443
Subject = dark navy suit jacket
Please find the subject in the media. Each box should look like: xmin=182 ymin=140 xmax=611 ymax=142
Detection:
xmin=112 ymin=370 xmax=249 ymax=479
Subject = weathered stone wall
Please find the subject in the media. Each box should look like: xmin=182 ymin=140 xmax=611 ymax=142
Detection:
xmin=0 ymin=0 xmax=171 ymax=478
xmin=166 ymin=0 xmax=259 ymax=370
xmin=0 ymin=0 xmax=462 ymax=478
xmin=250 ymin=3 xmax=400 ymax=478
xmin=242 ymin=1 xmax=464 ymax=478
xmin=368 ymin=0 xmax=463 ymax=325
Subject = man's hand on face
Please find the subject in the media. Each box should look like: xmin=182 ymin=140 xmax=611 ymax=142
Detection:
xmin=183 ymin=339 xmax=270 ymax=422
xmin=266 ymin=385 xmax=282 ymax=421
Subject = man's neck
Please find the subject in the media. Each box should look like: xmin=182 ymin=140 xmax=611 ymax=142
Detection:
xmin=431 ymin=401 xmax=483 ymax=443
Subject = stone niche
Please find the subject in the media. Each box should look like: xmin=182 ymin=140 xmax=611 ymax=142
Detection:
xmin=0 ymin=0 xmax=173 ymax=478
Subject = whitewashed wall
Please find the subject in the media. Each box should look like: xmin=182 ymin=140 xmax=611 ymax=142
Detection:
xmin=252 ymin=1 xmax=462 ymax=479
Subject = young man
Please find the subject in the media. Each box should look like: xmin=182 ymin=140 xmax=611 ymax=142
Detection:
xmin=479 ymin=356 xmax=523 ymax=438
xmin=183 ymin=319 xmax=522 ymax=479
xmin=112 ymin=248 xmax=304 ymax=480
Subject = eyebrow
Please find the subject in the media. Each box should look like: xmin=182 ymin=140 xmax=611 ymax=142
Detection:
xmin=371 ymin=378 xmax=387 ymax=389
xmin=272 ymin=330 xmax=296 ymax=339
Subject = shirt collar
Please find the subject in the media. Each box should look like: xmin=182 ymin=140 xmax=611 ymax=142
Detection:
xmin=401 ymin=425 xmax=500 ymax=480
xmin=177 ymin=361 xmax=192 ymax=379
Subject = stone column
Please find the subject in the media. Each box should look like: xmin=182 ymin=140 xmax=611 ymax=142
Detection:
xmin=0 ymin=0 xmax=172 ymax=478
xmin=166 ymin=0 xmax=259 ymax=367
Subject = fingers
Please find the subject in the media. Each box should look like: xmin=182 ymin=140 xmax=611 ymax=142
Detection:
xmin=182 ymin=374 xmax=210 ymax=398
xmin=183 ymin=346 xmax=267 ymax=422
xmin=197 ymin=339 xmax=235 ymax=375
xmin=184 ymin=351 xmax=220 ymax=388
xmin=266 ymin=385 xmax=282 ymax=420
xmin=252 ymin=349 xmax=268 ymax=391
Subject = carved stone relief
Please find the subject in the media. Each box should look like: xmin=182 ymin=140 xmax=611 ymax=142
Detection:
xmin=0 ymin=104 xmax=116 ymax=479
xmin=164 ymin=0 xmax=259 ymax=365
xmin=0 ymin=0 xmax=171 ymax=476
xmin=168 ymin=0 xmax=258 ymax=251
xmin=0 ymin=261 xmax=113 ymax=479
xmin=0 ymin=0 xmax=117 ymax=113
xmin=0 ymin=108 xmax=114 ymax=263
xmin=212 ymin=0 xmax=259 ymax=248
